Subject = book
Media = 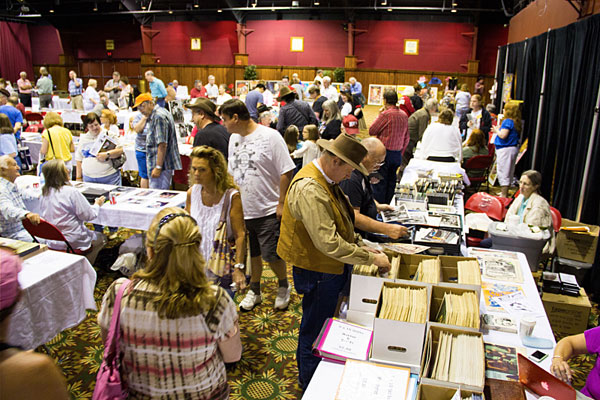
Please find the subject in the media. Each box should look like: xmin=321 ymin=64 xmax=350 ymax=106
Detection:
xmin=484 ymin=343 xmax=525 ymax=381
xmin=335 ymin=359 xmax=411 ymax=400
xmin=88 ymin=132 xmax=119 ymax=156
xmin=312 ymin=318 xmax=373 ymax=363
xmin=0 ymin=238 xmax=44 ymax=259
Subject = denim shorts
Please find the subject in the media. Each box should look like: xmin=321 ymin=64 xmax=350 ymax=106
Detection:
xmin=135 ymin=150 xmax=148 ymax=179
xmin=244 ymin=213 xmax=281 ymax=262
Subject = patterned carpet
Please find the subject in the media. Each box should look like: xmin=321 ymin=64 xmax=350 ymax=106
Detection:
xmin=41 ymin=231 xmax=303 ymax=400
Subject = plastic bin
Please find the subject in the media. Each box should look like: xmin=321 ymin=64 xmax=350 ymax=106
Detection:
xmin=488 ymin=222 xmax=548 ymax=271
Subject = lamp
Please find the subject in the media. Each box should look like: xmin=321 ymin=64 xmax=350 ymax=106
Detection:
xmin=93 ymin=2 xmax=98 ymax=11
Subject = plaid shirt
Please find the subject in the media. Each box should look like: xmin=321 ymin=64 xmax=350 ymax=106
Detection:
xmin=369 ymin=106 xmax=409 ymax=152
xmin=68 ymin=78 xmax=83 ymax=96
xmin=145 ymin=105 xmax=182 ymax=172
xmin=0 ymin=177 xmax=30 ymax=239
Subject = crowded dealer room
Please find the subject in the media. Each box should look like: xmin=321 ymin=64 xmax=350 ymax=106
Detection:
xmin=1 ymin=0 xmax=600 ymax=398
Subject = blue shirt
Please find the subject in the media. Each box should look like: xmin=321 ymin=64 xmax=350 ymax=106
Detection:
xmin=0 ymin=133 xmax=18 ymax=156
xmin=350 ymin=81 xmax=363 ymax=96
xmin=494 ymin=118 xmax=519 ymax=149
xmin=132 ymin=112 xmax=149 ymax=152
xmin=149 ymin=78 xmax=168 ymax=99
xmin=0 ymin=105 xmax=23 ymax=140
xmin=68 ymin=78 xmax=83 ymax=96
xmin=145 ymin=105 xmax=182 ymax=171
xmin=245 ymin=89 xmax=264 ymax=119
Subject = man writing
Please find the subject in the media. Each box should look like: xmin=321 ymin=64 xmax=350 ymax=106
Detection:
xmin=278 ymin=134 xmax=391 ymax=389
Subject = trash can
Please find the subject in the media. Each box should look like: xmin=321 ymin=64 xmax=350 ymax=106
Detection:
xmin=488 ymin=222 xmax=549 ymax=271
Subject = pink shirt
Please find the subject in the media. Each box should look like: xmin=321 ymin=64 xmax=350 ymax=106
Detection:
xmin=17 ymin=78 xmax=32 ymax=94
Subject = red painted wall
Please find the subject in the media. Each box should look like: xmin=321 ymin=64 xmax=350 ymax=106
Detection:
xmin=477 ymin=24 xmax=509 ymax=75
xmin=245 ymin=20 xmax=347 ymax=67
xmin=151 ymin=21 xmax=238 ymax=64
xmin=354 ymin=20 xmax=474 ymax=71
xmin=28 ymin=24 xmax=62 ymax=65
xmin=74 ymin=23 xmax=142 ymax=59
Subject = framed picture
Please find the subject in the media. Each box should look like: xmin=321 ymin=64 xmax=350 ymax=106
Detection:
xmin=368 ymin=84 xmax=383 ymax=106
xmin=190 ymin=37 xmax=201 ymax=51
xmin=235 ymin=80 xmax=250 ymax=97
xmin=290 ymin=37 xmax=304 ymax=52
xmin=396 ymin=85 xmax=412 ymax=98
xmin=404 ymin=39 xmax=419 ymax=55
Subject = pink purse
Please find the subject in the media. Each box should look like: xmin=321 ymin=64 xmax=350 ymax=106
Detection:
xmin=93 ymin=279 xmax=131 ymax=400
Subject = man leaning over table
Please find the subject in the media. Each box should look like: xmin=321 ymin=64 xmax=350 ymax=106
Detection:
xmin=67 ymin=71 xmax=84 ymax=111
xmin=277 ymin=134 xmax=391 ymax=390
xmin=0 ymin=155 xmax=40 ymax=241
xmin=133 ymin=93 xmax=182 ymax=190
xmin=144 ymin=70 xmax=168 ymax=108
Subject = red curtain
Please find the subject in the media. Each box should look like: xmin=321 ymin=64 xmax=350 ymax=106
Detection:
xmin=0 ymin=22 xmax=33 ymax=85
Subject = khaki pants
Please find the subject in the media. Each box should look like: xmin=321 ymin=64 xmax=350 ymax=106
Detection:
xmin=71 ymin=95 xmax=84 ymax=110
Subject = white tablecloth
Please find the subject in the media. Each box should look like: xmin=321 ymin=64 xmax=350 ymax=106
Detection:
xmin=401 ymin=158 xmax=471 ymax=186
xmin=6 ymin=250 xmax=97 ymax=350
xmin=302 ymin=250 xmax=555 ymax=399
xmin=17 ymin=178 xmax=187 ymax=231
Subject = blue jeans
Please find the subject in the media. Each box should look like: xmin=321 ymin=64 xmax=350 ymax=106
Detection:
xmin=83 ymin=170 xmax=122 ymax=186
xmin=149 ymin=169 xmax=173 ymax=189
xmin=135 ymin=150 xmax=148 ymax=179
xmin=293 ymin=265 xmax=350 ymax=389
xmin=372 ymin=149 xmax=402 ymax=204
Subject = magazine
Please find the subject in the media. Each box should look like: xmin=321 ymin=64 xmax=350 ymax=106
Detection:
xmin=88 ymin=132 xmax=119 ymax=156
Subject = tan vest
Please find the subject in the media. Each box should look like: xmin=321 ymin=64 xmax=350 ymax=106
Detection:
xmin=277 ymin=162 xmax=356 ymax=274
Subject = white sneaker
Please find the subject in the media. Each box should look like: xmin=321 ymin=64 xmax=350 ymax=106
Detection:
xmin=239 ymin=290 xmax=262 ymax=311
xmin=274 ymin=286 xmax=291 ymax=310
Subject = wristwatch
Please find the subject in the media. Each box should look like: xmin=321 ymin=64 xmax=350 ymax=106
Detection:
xmin=156 ymin=165 xmax=162 ymax=170
xmin=233 ymin=263 xmax=245 ymax=270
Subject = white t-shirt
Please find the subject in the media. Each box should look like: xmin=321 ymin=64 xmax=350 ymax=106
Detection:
xmin=322 ymin=85 xmax=339 ymax=102
xmin=75 ymin=129 xmax=120 ymax=178
xmin=419 ymin=122 xmax=463 ymax=161
xmin=83 ymin=86 xmax=100 ymax=111
xmin=228 ymin=124 xmax=295 ymax=219
xmin=216 ymin=93 xmax=232 ymax=106
xmin=341 ymin=102 xmax=352 ymax=117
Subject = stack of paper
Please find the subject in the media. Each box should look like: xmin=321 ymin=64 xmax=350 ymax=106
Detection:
xmin=312 ymin=318 xmax=373 ymax=363
xmin=335 ymin=359 xmax=411 ymax=400
xmin=430 ymin=332 xmax=484 ymax=387
xmin=457 ymin=260 xmax=481 ymax=285
xmin=414 ymin=259 xmax=441 ymax=283
xmin=436 ymin=292 xmax=480 ymax=329
xmin=379 ymin=285 xmax=428 ymax=323
xmin=353 ymin=264 xmax=380 ymax=277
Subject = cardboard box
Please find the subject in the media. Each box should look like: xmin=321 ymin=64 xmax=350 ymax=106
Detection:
xmin=438 ymin=255 xmax=481 ymax=287
xmin=429 ymin=283 xmax=481 ymax=329
xmin=417 ymin=382 xmax=483 ymax=400
xmin=556 ymin=219 xmax=599 ymax=264
xmin=420 ymin=322 xmax=485 ymax=392
xmin=542 ymin=288 xmax=591 ymax=335
xmin=348 ymin=273 xmax=393 ymax=314
xmin=370 ymin=280 xmax=431 ymax=373
xmin=394 ymin=254 xmax=437 ymax=281
xmin=346 ymin=309 xmax=375 ymax=329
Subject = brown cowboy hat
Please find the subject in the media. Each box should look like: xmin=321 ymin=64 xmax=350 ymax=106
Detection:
xmin=317 ymin=134 xmax=368 ymax=175
xmin=185 ymin=97 xmax=220 ymax=121
xmin=276 ymin=85 xmax=295 ymax=101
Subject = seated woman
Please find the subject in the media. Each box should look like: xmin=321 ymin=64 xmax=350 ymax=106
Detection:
xmin=552 ymin=328 xmax=600 ymax=399
xmin=419 ymin=109 xmax=462 ymax=162
xmin=0 ymin=250 xmax=69 ymax=400
xmin=340 ymin=91 xmax=354 ymax=117
xmin=98 ymin=207 xmax=242 ymax=399
xmin=0 ymin=114 xmax=19 ymax=167
xmin=319 ymin=100 xmax=342 ymax=140
xmin=40 ymin=159 xmax=106 ymax=264
xmin=100 ymin=109 xmax=119 ymax=136
xmin=75 ymin=112 xmax=124 ymax=185
xmin=40 ymin=112 xmax=75 ymax=176
xmin=462 ymin=129 xmax=489 ymax=163
xmin=185 ymin=146 xmax=247 ymax=293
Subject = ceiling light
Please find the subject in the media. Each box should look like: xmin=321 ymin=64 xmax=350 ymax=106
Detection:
xmin=93 ymin=2 xmax=98 ymax=11
xmin=49 ymin=8 xmax=54 ymax=12
xmin=141 ymin=0 xmax=146 ymax=10
xmin=292 ymin=0 xmax=299 ymax=6
xmin=451 ymin=8 xmax=457 ymax=12
xmin=193 ymin=0 xmax=199 ymax=8
xmin=452 ymin=1 xmax=457 ymax=6
xmin=314 ymin=0 xmax=320 ymax=4
xmin=168 ymin=7 xmax=173 ymax=14
xmin=387 ymin=7 xmax=392 ymax=11
xmin=381 ymin=0 xmax=387 ymax=5
xmin=252 ymin=0 xmax=257 ymax=7
xmin=218 ymin=8 xmax=223 ymax=12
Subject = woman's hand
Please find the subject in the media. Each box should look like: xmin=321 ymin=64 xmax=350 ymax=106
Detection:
xmin=551 ymin=357 xmax=572 ymax=383
xmin=232 ymin=268 xmax=247 ymax=291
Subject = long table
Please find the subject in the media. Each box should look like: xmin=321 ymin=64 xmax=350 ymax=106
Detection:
xmin=15 ymin=177 xmax=187 ymax=231
xmin=6 ymin=249 xmax=97 ymax=350
xmin=302 ymin=250 xmax=556 ymax=400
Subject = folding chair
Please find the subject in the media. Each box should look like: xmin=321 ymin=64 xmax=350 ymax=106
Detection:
xmin=464 ymin=155 xmax=493 ymax=192
xmin=22 ymin=218 xmax=91 ymax=256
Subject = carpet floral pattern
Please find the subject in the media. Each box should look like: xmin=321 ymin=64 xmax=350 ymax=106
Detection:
xmin=41 ymin=235 xmax=303 ymax=400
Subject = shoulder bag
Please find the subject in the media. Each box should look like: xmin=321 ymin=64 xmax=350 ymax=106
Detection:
xmin=207 ymin=189 xmax=251 ymax=278
xmin=92 ymin=279 xmax=131 ymax=400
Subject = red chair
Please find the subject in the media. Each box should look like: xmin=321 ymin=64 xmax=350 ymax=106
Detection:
xmin=25 ymin=112 xmax=43 ymax=123
xmin=465 ymin=192 xmax=505 ymax=221
xmin=488 ymin=142 xmax=495 ymax=157
xmin=172 ymin=155 xmax=191 ymax=187
xmin=22 ymin=218 xmax=91 ymax=256
xmin=463 ymin=155 xmax=494 ymax=192
xmin=550 ymin=207 xmax=562 ymax=233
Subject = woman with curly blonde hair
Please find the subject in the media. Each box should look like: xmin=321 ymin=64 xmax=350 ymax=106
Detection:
xmin=40 ymin=112 xmax=75 ymax=175
xmin=98 ymin=207 xmax=242 ymax=399
xmin=185 ymin=145 xmax=247 ymax=293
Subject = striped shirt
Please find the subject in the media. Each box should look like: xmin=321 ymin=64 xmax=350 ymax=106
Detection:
xmin=98 ymin=278 xmax=238 ymax=400
xmin=369 ymin=106 xmax=409 ymax=152
xmin=68 ymin=78 xmax=83 ymax=96
xmin=145 ymin=105 xmax=183 ymax=172
xmin=0 ymin=177 xmax=31 ymax=240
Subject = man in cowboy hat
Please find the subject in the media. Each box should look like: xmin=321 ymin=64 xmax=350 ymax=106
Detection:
xmin=275 ymin=85 xmax=318 ymax=137
xmin=277 ymin=134 xmax=391 ymax=390
xmin=185 ymin=98 xmax=230 ymax=159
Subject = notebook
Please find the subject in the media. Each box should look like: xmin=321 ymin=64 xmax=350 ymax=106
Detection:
xmin=517 ymin=353 xmax=576 ymax=400
xmin=312 ymin=318 xmax=373 ymax=363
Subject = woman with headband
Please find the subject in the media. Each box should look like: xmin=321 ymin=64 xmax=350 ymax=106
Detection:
xmin=97 ymin=208 xmax=242 ymax=399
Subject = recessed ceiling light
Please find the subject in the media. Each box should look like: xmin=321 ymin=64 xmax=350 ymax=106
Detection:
xmin=218 ymin=8 xmax=223 ymax=12
xmin=451 ymin=8 xmax=457 ymax=12
xmin=49 ymin=8 xmax=54 ymax=13
xmin=93 ymin=2 xmax=98 ymax=11
xmin=387 ymin=7 xmax=392 ymax=11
